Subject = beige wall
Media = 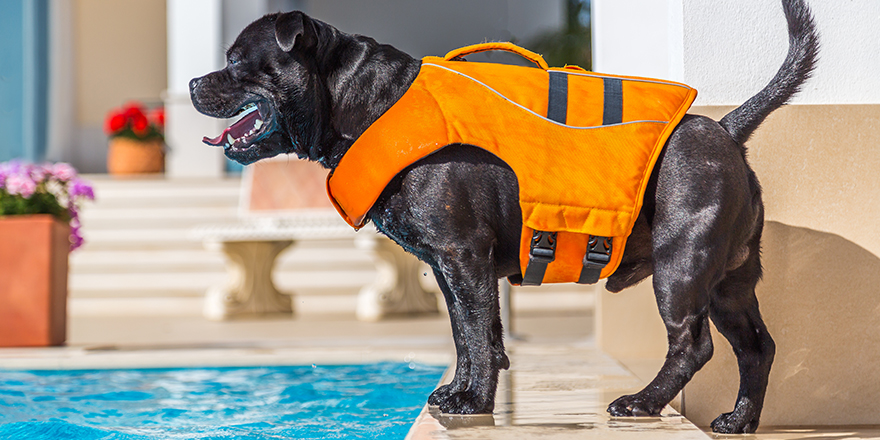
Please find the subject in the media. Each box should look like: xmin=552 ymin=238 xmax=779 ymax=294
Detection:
xmin=74 ymin=0 xmax=167 ymax=126
xmin=693 ymin=105 xmax=880 ymax=258
xmin=598 ymin=104 xmax=880 ymax=427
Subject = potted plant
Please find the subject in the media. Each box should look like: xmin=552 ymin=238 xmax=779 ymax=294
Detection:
xmin=0 ymin=161 xmax=94 ymax=347
xmin=105 ymin=102 xmax=166 ymax=175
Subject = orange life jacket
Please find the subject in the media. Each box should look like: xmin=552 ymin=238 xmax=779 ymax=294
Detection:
xmin=326 ymin=43 xmax=697 ymax=285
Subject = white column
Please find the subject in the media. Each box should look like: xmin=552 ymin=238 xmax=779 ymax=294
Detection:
xmin=165 ymin=0 xmax=226 ymax=178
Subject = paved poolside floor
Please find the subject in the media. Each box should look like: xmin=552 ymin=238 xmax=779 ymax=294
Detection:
xmin=2 ymin=310 xmax=879 ymax=439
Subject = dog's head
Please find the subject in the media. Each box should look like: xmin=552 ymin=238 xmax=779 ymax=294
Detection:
xmin=190 ymin=11 xmax=324 ymax=165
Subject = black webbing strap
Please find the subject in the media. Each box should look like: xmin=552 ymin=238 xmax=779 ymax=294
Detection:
xmin=547 ymin=71 xmax=568 ymax=124
xmin=574 ymin=79 xmax=620 ymax=282
xmin=521 ymin=230 xmax=557 ymax=286
xmin=577 ymin=236 xmax=613 ymax=284
xmin=602 ymin=78 xmax=623 ymax=125
xmin=521 ymin=72 xmax=569 ymax=286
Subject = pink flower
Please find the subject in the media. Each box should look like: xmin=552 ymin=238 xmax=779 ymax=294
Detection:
xmin=5 ymin=174 xmax=37 ymax=198
xmin=51 ymin=163 xmax=78 ymax=182
xmin=69 ymin=179 xmax=95 ymax=200
xmin=28 ymin=164 xmax=49 ymax=182
xmin=1 ymin=160 xmax=94 ymax=251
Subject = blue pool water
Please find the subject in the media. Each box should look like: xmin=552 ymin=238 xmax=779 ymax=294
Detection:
xmin=0 ymin=362 xmax=445 ymax=439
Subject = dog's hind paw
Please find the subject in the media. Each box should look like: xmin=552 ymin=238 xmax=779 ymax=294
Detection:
xmin=607 ymin=394 xmax=664 ymax=417
xmin=437 ymin=390 xmax=494 ymax=415
xmin=710 ymin=411 xmax=759 ymax=434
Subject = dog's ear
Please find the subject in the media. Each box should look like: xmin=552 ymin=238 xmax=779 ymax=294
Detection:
xmin=275 ymin=11 xmax=315 ymax=53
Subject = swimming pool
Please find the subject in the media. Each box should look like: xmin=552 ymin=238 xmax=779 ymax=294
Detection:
xmin=0 ymin=362 xmax=445 ymax=439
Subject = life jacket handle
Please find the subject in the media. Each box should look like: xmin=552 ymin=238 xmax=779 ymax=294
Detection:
xmin=443 ymin=42 xmax=549 ymax=70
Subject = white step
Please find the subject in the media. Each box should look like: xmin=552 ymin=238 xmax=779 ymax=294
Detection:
xmin=70 ymin=176 xmax=596 ymax=317
xmin=69 ymin=270 xmax=375 ymax=297
xmin=70 ymin=248 xmax=376 ymax=273
xmin=79 ymin=207 xmax=240 ymax=229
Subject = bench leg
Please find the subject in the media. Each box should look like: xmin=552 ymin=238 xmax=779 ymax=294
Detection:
xmin=204 ymin=240 xmax=294 ymax=320
xmin=355 ymin=234 xmax=440 ymax=321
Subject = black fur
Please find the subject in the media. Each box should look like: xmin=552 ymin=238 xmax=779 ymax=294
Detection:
xmin=190 ymin=1 xmax=819 ymax=433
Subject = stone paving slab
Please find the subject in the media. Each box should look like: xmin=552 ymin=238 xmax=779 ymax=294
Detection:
xmin=407 ymin=340 xmax=709 ymax=440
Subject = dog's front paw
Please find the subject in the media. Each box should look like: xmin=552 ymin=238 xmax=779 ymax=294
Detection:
xmin=438 ymin=390 xmax=494 ymax=415
xmin=710 ymin=410 xmax=759 ymax=434
xmin=607 ymin=394 xmax=664 ymax=417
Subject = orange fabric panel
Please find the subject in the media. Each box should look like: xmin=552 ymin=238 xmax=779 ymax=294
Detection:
xmin=326 ymin=48 xmax=697 ymax=283
xmin=565 ymin=74 xmax=605 ymax=127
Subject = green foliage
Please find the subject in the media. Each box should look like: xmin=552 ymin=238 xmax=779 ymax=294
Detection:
xmin=0 ymin=189 xmax=69 ymax=221
xmin=525 ymin=0 xmax=592 ymax=70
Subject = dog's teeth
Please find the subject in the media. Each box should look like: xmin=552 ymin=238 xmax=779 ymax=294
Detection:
xmin=254 ymin=119 xmax=263 ymax=130
xmin=227 ymin=134 xmax=235 ymax=145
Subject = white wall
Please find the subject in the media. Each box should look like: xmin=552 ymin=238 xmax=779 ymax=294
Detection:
xmin=593 ymin=0 xmax=880 ymax=106
xmin=591 ymin=0 xmax=683 ymax=81
xmin=683 ymin=0 xmax=880 ymax=105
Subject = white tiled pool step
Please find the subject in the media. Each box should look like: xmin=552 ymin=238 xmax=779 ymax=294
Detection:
xmin=70 ymin=176 xmax=596 ymax=317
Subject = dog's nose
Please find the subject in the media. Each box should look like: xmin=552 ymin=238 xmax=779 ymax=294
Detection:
xmin=189 ymin=77 xmax=201 ymax=95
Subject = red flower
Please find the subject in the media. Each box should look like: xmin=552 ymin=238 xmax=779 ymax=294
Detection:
xmin=104 ymin=112 xmax=127 ymax=134
xmin=149 ymin=107 xmax=165 ymax=129
xmin=131 ymin=113 xmax=149 ymax=136
xmin=104 ymin=102 xmax=164 ymax=140
xmin=123 ymin=102 xmax=146 ymax=119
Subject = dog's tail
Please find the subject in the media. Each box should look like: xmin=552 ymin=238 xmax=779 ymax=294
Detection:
xmin=720 ymin=0 xmax=819 ymax=145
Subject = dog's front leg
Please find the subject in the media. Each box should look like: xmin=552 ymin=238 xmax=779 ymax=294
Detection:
xmin=428 ymin=267 xmax=472 ymax=406
xmin=429 ymin=252 xmax=509 ymax=414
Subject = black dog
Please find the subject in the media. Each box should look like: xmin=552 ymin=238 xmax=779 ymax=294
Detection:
xmin=190 ymin=0 xmax=818 ymax=433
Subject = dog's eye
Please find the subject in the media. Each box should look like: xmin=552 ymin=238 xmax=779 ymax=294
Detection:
xmin=227 ymin=54 xmax=243 ymax=67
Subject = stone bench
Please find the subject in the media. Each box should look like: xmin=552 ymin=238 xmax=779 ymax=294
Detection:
xmin=191 ymin=159 xmax=439 ymax=321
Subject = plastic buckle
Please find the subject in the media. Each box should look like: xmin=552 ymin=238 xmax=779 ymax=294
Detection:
xmin=578 ymin=236 xmax=612 ymax=284
xmin=586 ymin=235 xmax=612 ymax=266
xmin=530 ymin=230 xmax=557 ymax=262
xmin=521 ymin=230 xmax=557 ymax=286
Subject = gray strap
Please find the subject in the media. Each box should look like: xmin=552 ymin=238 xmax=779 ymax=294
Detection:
xmin=547 ymin=71 xmax=568 ymax=124
xmin=602 ymin=78 xmax=623 ymax=125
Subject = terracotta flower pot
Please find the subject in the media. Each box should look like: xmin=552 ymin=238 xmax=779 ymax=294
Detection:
xmin=107 ymin=137 xmax=165 ymax=175
xmin=0 ymin=215 xmax=70 ymax=347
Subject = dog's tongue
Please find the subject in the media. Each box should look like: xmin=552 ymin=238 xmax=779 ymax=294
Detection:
xmin=203 ymin=108 xmax=262 ymax=147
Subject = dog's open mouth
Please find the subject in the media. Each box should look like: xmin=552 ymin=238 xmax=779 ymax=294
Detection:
xmin=202 ymin=101 xmax=274 ymax=151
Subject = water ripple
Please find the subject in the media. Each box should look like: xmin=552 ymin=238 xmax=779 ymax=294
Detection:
xmin=0 ymin=363 xmax=443 ymax=439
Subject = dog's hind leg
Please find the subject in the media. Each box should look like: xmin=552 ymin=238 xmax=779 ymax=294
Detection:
xmin=607 ymin=249 xmax=717 ymax=417
xmin=608 ymin=125 xmax=747 ymax=417
xmin=707 ymin=231 xmax=774 ymax=434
